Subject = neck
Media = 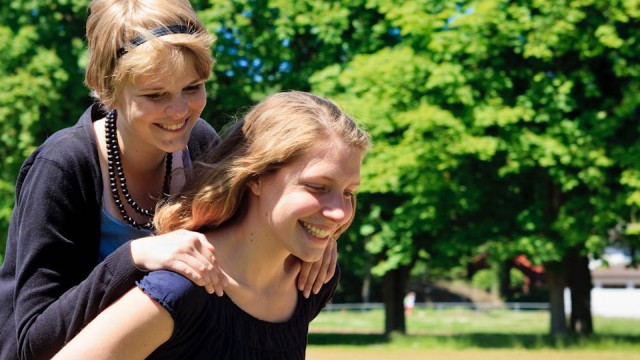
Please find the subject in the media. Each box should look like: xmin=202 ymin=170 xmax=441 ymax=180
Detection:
xmin=204 ymin=206 xmax=301 ymax=323
xmin=103 ymin=109 xmax=173 ymax=229
xmin=117 ymin=133 xmax=168 ymax=174
xmin=208 ymin=222 xmax=295 ymax=292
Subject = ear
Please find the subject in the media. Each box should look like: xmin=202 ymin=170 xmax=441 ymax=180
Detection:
xmin=247 ymin=177 xmax=262 ymax=196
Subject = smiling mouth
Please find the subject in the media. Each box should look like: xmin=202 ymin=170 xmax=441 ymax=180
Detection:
xmin=158 ymin=120 xmax=187 ymax=131
xmin=300 ymin=221 xmax=333 ymax=239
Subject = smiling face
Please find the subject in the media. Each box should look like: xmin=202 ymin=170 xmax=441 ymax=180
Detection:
xmin=115 ymin=54 xmax=207 ymax=156
xmin=249 ymin=139 xmax=364 ymax=262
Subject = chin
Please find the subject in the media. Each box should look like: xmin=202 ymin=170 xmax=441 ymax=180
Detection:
xmin=163 ymin=140 xmax=189 ymax=154
xmin=296 ymin=249 xmax=325 ymax=263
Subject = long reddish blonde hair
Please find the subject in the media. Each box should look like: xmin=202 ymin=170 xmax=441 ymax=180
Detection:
xmin=154 ymin=91 xmax=371 ymax=236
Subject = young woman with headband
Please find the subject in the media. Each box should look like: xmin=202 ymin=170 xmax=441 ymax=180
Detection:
xmin=0 ymin=1 xmax=336 ymax=359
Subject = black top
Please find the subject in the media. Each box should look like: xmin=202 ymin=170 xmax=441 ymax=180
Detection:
xmin=138 ymin=266 xmax=340 ymax=359
xmin=0 ymin=104 xmax=219 ymax=360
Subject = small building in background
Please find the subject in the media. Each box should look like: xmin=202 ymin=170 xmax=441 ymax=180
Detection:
xmin=566 ymin=246 xmax=640 ymax=318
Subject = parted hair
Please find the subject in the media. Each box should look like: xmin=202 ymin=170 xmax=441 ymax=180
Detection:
xmin=154 ymin=91 xmax=371 ymax=237
xmin=85 ymin=0 xmax=215 ymax=108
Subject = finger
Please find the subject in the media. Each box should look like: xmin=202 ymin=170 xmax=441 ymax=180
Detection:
xmin=202 ymin=264 xmax=217 ymax=295
xmin=204 ymin=258 xmax=229 ymax=296
xmin=170 ymin=261 xmax=206 ymax=287
xmin=204 ymin=282 xmax=215 ymax=295
xmin=193 ymin=255 xmax=219 ymax=295
xmin=192 ymin=234 xmax=228 ymax=296
xmin=297 ymin=259 xmax=312 ymax=293
xmin=324 ymin=240 xmax=338 ymax=283
xmin=302 ymin=260 xmax=322 ymax=298
xmin=186 ymin=232 xmax=214 ymax=260
xmin=194 ymin=232 xmax=216 ymax=254
xmin=312 ymin=244 xmax=335 ymax=295
xmin=172 ymin=245 xmax=217 ymax=293
xmin=212 ymin=270 xmax=230 ymax=297
xmin=202 ymin=261 xmax=219 ymax=295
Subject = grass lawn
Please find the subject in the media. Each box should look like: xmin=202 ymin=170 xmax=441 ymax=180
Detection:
xmin=307 ymin=307 xmax=640 ymax=359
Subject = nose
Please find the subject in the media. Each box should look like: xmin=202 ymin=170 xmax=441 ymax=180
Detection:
xmin=322 ymin=194 xmax=352 ymax=224
xmin=166 ymin=95 xmax=188 ymax=119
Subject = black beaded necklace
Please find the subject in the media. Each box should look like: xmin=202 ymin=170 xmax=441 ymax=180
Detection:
xmin=105 ymin=109 xmax=172 ymax=230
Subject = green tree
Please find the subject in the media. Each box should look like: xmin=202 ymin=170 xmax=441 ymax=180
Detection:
xmin=0 ymin=0 xmax=89 ymax=256
xmin=198 ymin=0 xmax=398 ymax=127
xmin=197 ymin=0 xmax=403 ymax=311
xmin=3 ymin=0 xmax=639 ymax=340
xmin=311 ymin=0 xmax=636 ymax=336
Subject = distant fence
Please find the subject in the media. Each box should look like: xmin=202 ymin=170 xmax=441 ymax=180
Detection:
xmin=325 ymin=294 xmax=640 ymax=318
xmin=322 ymin=302 xmax=550 ymax=312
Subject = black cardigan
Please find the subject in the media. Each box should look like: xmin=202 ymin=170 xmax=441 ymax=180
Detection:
xmin=0 ymin=104 xmax=219 ymax=360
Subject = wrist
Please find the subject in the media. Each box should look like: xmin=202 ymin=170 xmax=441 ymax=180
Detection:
xmin=129 ymin=239 xmax=146 ymax=270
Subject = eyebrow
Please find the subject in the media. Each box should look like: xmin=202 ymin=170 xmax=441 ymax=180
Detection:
xmin=138 ymin=79 xmax=205 ymax=92
xmin=304 ymin=175 xmax=360 ymax=187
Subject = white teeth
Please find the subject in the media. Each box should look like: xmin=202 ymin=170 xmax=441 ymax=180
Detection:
xmin=159 ymin=121 xmax=185 ymax=131
xmin=300 ymin=221 xmax=332 ymax=238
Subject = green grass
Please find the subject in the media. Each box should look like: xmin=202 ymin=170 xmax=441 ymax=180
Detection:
xmin=308 ymin=307 xmax=640 ymax=351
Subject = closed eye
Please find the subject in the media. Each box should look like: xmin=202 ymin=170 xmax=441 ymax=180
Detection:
xmin=144 ymin=92 xmax=165 ymax=100
xmin=305 ymin=184 xmax=327 ymax=193
xmin=184 ymin=83 xmax=203 ymax=93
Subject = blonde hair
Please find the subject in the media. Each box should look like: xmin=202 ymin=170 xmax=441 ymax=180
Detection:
xmin=154 ymin=91 xmax=371 ymax=237
xmin=84 ymin=0 xmax=215 ymax=108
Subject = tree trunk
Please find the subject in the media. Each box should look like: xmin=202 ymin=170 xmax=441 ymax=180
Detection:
xmin=545 ymin=261 xmax=567 ymax=336
xmin=361 ymin=254 xmax=372 ymax=305
xmin=499 ymin=260 xmax=512 ymax=300
xmin=382 ymin=265 xmax=410 ymax=335
xmin=566 ymin=247 xmax=593 ymax=335
xmin=489 ymin=261 xmax=500 ymax=299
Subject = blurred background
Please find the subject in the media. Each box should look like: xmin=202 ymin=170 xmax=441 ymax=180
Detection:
xmin=2 ymin=0 xmax=640 ymax=357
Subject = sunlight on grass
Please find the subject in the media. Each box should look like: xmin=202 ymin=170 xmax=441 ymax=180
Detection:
xmin=309 ymin=307 xmax=640 ymax=353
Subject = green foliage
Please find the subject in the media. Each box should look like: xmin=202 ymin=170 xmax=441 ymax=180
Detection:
xmin=198 ymin=0 xmax=398 ymax=129
xmin=471 ymin=269 xmax=494 ymax=292
xmin=0 ymin=0 xmax=92 ymax=251
xmin=3 ymin=2 xmax=640 ymax=327
xmin=0 ymin=24 xmax=71 ymax=251
xmin=311 ymin=0 xmax=640 ymax=287
xmin=0 ymin=0 xmax=394 ymax=259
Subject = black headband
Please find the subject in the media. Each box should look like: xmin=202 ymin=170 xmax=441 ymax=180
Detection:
xmin=116 ymin=24 xmax=196 ymax=58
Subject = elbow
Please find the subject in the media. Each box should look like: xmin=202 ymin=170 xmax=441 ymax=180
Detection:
xmin=17 ymin=325 xmax=62 ymax=360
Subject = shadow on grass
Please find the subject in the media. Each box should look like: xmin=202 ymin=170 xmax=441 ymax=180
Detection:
xmin=308 ymin=332 xmax=640 ymax=349
xmin=308 ymin=333 xmax=389 ymax=346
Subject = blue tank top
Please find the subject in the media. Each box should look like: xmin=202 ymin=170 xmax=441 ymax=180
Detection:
xmin=98 ymin=149 xmax=191 ymax=260
xmin=99 ymin=209 xmax=152 ymax=261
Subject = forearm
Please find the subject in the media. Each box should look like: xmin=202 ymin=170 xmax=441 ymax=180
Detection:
xmin=15 ymin=243 xmax=146 ymax=359
xmin=52 ymin=288 xmax=173 ymax=360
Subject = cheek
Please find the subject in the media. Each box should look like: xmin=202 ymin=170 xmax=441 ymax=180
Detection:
xmin=129 ymin=100 xmax=162 ymax=119
xmin=276 ymin=192 xmax=319 ymax=215
xmin=189 ymin=91 xmax=207 ymax=112
xmin=345 ymin=201 xmax=355 ymax=219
